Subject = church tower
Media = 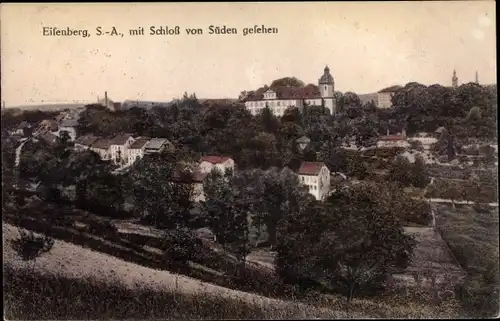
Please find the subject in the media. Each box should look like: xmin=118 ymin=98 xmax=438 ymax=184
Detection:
xmin=452 ymin=69 xmax=458 ymax=88
xmin=318 ymin=65 xmax=334 ymax=97
xmin=318 ymin=65 xmax=336 ymax=115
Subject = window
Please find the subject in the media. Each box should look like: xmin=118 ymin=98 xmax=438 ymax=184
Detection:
xmin=324 ymin=86 xmax=327 ymax=91
xmin=277 ymin=101 xmax=281 ymax=106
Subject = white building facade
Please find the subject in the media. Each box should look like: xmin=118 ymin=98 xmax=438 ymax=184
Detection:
xmin=298 ymin=162 xmax=331 ymax=201
xmin=109 ymin=134 xmax=135 ymax=166
xmin=127 ymin=138 xmax=150 ymax=166
xmin=244 ymin=66 xmax=337 ymax=116
xmin=199 ymin=156 xmax=235 ymax=175
xmin=377 ymin=85 xmax=402 ymax=109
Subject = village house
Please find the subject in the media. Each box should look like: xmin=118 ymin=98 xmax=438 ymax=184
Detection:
xmin=74 ymin=135 xmax=99 ymax=151
xmin=37 ymin=131 xmax=58 ymax=145
xmin=171 ymin=168 xmax=209 ymax=203
xmin=55 ymin=119 xmax=78 ymax=141
xmin=127 ymin=137 xmax=150 ymax=166
xmin=377 ymin=129 xmax=410 ymax=148
xmin=377 ymin=85 xmax=402 ymax=109
xmin=13 ymin=121 xmax=33 ymax=137
xmin=199 ymin=156 xmax=235 ymax=175
xmin=244 ymin=66 xmax=337 ymax=116
xmin=109 ymin=134 xmax=135 ymax=166
xmin=90 ymin=138 xmax=112 ymax=161
xmin=298 ymin=161 xmax=331 ymax=201
xmin=37 ymin=119 xmax=59 ymax=133
xmin=144 ymin=137 xmax=174 ymax=154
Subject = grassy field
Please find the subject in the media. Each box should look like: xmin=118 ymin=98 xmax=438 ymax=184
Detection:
xmin=3 ymin=221 xmax=462 ymax=319
xmin=425 ymin=178 xmax=498 ymax=203
xmin=435 ymin=203 xmax=500 ymax=317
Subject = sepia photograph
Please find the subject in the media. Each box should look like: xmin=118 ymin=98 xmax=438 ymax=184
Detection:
xmin=1 ymin=1 xmax=498 ymax=319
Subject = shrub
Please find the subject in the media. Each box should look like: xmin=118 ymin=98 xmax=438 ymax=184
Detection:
xmin=472 ymin=202 xmax=490 ymax=214
xmin=87 ymin=220 xmax=118 ymax=237
xmin=164 ymin=227 xmax=202 ymax=265
xmin=11 ymin=229 xmax=55 ymax=261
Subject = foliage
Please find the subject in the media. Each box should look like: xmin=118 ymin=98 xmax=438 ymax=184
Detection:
xmin=86 ymin=220 xmax=118 ymax=237
xmin=128 ymin=156 xmax=195 ymax=229
xmin=388 ymin=155 xmax=430 ymax=188
xmin=163 ymin=227 xmax=202 ymax=265
xmin=12 ymin=229 xmax=55 ymax=261
xmin=277 ymin=182 xmax=416 ymax=300
xmin=270 ymin=77 xmax=305 ymax=88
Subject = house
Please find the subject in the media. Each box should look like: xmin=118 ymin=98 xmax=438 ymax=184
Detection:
xmin=296 ymin=135 xmax=311 ymax=151
xmin=376 ymin=85 xmax=402 ymax=109
xmin=127 ymin=137 xmax=150 ymax=166
xmin=377 ymin=129 xmax=410 ymax=148
xmin=244 ymin=66 xmax=337 ymax=116
xmin=90 ymin=138 xmax=111 ymax=160
xmin=298 ymin=161 xmax=331 ymax=201
xmin=109 ymin=134 xmax=135 ymax=166
xmin=56 ymin=119 xmax=78 ymax=141
xmin=171 ymin=168 xmax=209 ymax=202
xmin=38 ymin=119 xmax=59 ymax=132
xmin=144 ymin=137 xmax=174 ymax=154
xmin=14 ymin=121 xmax=33 ymax=137
xmin=38 ymin=131 xmax=58 ymax=145
xmin=199 ymin=156 xmax=235 ymax=175
xmin=74 ymin=135 xmax=99 ymax=151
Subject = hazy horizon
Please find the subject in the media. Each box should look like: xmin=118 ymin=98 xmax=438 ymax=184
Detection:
xmin=1 ymin=2 xmax=496 ymax=107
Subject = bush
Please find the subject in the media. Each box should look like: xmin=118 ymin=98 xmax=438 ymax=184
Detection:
xmin=164 ymin=227 xmax=202 ymax=265
xmin=11 ymin=229 xmax=54 ymax=261
xmin=473 ymin=202 xmax=490 ymax=214
xmin=87 ymin=220 xmax=118 ymax=237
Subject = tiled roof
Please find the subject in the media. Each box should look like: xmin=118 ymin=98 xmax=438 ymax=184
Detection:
xmin=379 ymin=135 xmax=406 ymax=141
xmin=39 ymin=131 xmax=58 ymax=144
xmin=200 ymin=156 xmax=231 ymax=164
xmin=75 ymin=134 xmax=99 ymax=146
xmin=129 ymin=137 xmax=150 ymax=149
xmin=246 ymin=84 xmax=322 ymax=101
xmin=144 ymin=137 xmax=170 ymax=150
xmin=17 ymin=121 xmax=30 ymax=129
xmin=60 ymin=119 xmax=79 ymax=127
xmin=296 ymin=135 xmax=311 ymax=143
xmin=110 ymin=133 xmax=133 ymax=145
xmin=92 ymin=138 xmax=111 ymax=149
xmin=298 ymin=161 xmax=326 ymax=176
xmin=378 ymin=85 xmax=402 ymax=93
xmin=38 ymin=119 xmax=59 ymax=131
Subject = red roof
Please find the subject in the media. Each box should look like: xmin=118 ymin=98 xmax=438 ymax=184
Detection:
xmin=245 ymin=84 xmax=321 ymax=101
xmin=200 ymin=156 xmax=231 ymax=164
xmin=379 ymin=135 xmax=406 ymax=141
xmin=298 ymin=162 xmax=326 ymax=176
xmin=129 ymin=138 xmax=150 ymax=149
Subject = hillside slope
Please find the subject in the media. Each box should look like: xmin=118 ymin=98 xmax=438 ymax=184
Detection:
xmin=3 ymin=223 xmax=360 ymax=319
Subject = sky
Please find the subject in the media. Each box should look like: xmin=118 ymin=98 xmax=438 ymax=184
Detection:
xmin=0 ymin=2 xmax=496 ymax=107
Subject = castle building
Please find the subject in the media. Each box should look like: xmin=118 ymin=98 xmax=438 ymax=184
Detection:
xmin=244 ymin=66 xmax=337 ymax=116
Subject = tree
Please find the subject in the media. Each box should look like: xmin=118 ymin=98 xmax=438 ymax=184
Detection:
xmin=277 ymin=182 xmax=416 ymax=300
xmin=388 ymin=156 xmax=413 ymax=186
xmin=270 ymin=77 xmax=305 ymax=88
xmin=128 ymin=157 xmax=194 ymax=229
xmin=202 ymin=167 xmax=251 ymax=264
xmin=410 ymin=155 xmax=431 ymax=188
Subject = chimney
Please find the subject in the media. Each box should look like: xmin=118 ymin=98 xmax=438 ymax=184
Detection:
xmin=105 ymin=91 xmax=108 ymax=108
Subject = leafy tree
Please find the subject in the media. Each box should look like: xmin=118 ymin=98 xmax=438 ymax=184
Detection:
xmin=388 ymin=156 xmax=413 ymax=186
xmin=128 ymin=157 xmax=194 ymax=229
xmin=270 ymin=77 xmax=305 ymax=88
xmin=277 ymin=182 xmax=416 ymax=300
